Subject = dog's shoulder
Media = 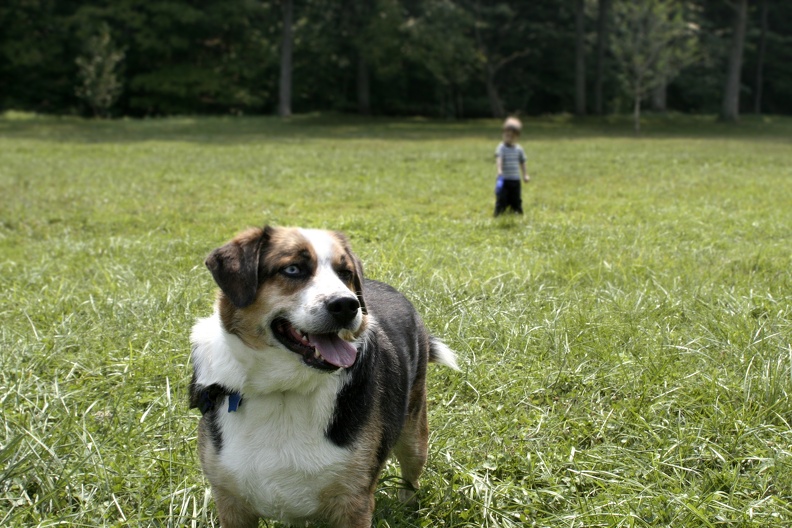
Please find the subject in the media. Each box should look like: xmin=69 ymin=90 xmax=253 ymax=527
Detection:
xmin=363 ymin=279 xmax=423 ymax=330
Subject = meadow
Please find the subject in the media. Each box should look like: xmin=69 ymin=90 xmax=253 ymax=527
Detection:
xmin=1 ymin=112 xmax=791 ymax=527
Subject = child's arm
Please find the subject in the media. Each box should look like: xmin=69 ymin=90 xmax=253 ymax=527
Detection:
xmin=496 ymin=155 xmax=503 ymax=177
xmin=521 ymin=162 xmax=530 ymax=183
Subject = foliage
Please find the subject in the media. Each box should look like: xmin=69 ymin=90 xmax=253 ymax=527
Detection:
xmin=0 ymin=0 xmax=78 ymax=112
xmin=356 ymin=0 xmax=406 ymax=79
xmin=610 ymin=0 xmax=699 ymax=132
xmin=75 ymin=23 xmax=125 ymax=117
xmin=402 ymin=0 xmax=479 ymax=117
xmin=468 ymin=1 xmax=535 ymax=117
xmin=116 ymin=0 xmax=276 ymax=115
xmin=1 ymin=114 xmax=792 ymax=526
xmin=0 ymin=0 xmax=792 ymax=117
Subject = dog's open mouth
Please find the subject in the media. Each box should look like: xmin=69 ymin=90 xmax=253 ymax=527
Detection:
xmin=271 ymin=318 xmax=358 ymax=370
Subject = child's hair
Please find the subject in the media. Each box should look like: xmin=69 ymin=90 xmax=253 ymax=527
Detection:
xmin=503 ymin=117 xmax=522 ymax=134
xmin=502 ymin=116 xmax=522 ymax=134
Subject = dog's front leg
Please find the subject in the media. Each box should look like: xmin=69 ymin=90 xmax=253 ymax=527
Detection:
xmin=212 ymin=485 xmax=259 ymax=528
xmin=323 ymin=489 xmax=375 ymax=528
xmin=332 ymin=508 xmax=373 ymax=528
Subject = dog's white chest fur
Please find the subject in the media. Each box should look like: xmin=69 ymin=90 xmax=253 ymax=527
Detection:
xmin=191 ymin=313 xmax=354 ymax=522
xmin=217 ymin=389 xmax=352 ymax=522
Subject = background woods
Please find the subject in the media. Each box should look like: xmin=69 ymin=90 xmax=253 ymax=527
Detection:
xmin=1 ymin=0 xmax=791 ymax=118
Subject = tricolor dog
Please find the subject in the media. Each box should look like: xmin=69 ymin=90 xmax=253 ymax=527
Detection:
xmin=189 ymin=225 xmax=457 ymax=528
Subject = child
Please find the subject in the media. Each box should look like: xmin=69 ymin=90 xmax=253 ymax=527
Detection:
xmin=494 ymin=117 xmax=530 ymax=216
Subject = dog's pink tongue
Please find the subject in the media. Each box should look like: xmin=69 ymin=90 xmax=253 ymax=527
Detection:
xmin=309 ymin=334 xmax=358 ymax=368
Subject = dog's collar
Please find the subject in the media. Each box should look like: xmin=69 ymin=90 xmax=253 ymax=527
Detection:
xmin=196 ymin=384 xmax=243 ymax=415
xmin=227 ymin=392 xmax=242 ymax=412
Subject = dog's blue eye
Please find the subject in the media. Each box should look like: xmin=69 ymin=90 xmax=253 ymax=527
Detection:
xmin=282 ymin=265 xmax=302 ymax=277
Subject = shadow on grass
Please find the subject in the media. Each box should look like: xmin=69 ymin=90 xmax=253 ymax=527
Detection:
xmin=1 ymin=111 xmax=791 ymax=145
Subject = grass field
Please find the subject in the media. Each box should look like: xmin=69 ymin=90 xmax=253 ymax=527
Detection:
xmin=1 ymin=112 xmax=791 ymax=527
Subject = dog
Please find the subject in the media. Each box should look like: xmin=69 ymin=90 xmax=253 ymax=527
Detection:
xmin=189 ymin=225 xmax=458 ymax=528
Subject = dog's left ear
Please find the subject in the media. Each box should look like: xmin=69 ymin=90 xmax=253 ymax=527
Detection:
xmin=205 ymin=227 xmax=271 ymax=308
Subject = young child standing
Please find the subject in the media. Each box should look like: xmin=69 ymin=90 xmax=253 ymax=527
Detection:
xmin=494 ymin=117 xmax=530 ymax=216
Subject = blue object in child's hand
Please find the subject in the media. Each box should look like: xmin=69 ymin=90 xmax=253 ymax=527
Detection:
xmin=495 ymin=175 xmax=504 ymax=195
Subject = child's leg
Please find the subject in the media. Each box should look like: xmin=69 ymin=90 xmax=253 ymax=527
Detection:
xmin=505 ymin=181 xmax=523 ymax=214
xmin=499 ymin=181 xmax=520 ymax=214
xmin=512 ymin=186 xmax=523 ymax=214
xmin=494 ymin=187 xmax=509 ymax=217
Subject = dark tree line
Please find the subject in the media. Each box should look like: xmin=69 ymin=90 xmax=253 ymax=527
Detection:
xmin=1 ymin=0 xmax=791 ymax=119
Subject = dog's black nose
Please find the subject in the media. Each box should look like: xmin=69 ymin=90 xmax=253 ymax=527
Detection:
xmin=326 ymin=296 xmax=360 ymax=326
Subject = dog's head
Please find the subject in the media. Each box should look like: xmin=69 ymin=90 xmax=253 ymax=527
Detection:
xmin=205 ymin=225 xmax=368 ymax=371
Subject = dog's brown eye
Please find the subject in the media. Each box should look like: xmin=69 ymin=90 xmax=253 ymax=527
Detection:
xmin=337 ymin=269 xmax=353 ymax=283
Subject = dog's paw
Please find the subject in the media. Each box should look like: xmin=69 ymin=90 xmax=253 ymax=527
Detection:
xmin=398 ymin=487 xmax=418 ymax=505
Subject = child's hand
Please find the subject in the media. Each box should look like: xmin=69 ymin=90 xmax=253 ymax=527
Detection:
xmin=523 ymin=174 xmax=531 ymax=183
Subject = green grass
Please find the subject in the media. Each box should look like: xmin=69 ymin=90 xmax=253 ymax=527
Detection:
xmin=1 ymin=112 xmax=791 ymax=527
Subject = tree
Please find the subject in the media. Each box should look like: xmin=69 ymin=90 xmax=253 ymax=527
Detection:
xmin=610 ymin=0 xmax=698 ymax=133
xmin=594 ymin=0 xmax=612 ymax=115
xmin=279 ymin=0 xmax=294 ymax=117
xmin=650 ymin=77 xmax=667 ymax=112
xmin=76 ymin=0 xmax=275 ymax=116
xmin=753 ymin=0 xmax=769 ymax=114
xmin=75 ymin=23 xmax=125 ymax=117
xmin=403 ymin=0 xmax=478 ymax=118
xmin=4 ymin=0 xmax=792 ymax=118
xmin=356 ymin=53 xmax=371 ymax=115
xmin=468 ymin=1 xmax=535 ymax=118
xmin=720 ymin=0 xmax=747 ymax=121
xmin=347 ymin=0 xmax=372 ymax=115
xmin=349 ymin=0 xmax=405 ymax=115
xmin=574 ymin=0 xmax=587 ymax=116
xmin=0 ymin=0 xmax=79 ymax=113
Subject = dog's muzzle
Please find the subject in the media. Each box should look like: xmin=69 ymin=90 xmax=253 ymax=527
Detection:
xmin=270 ymin=296 xmax=361 ymax=371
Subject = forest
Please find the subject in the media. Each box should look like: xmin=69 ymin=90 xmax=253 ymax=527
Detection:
xmin=1 ymin=0 xmax=791 ymax=120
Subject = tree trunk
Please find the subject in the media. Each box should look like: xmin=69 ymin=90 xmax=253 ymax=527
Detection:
xmin=595 ymin=0 xmax=611 ymax=115
xmin=352 ymin=0 xmax=372 ymax=115
xmin=357 ymin=54 xmax=371 ymax=115
xmin=634 ymin=88 xmax=641 ymax=135
xmin=574 ymin=0 xmax=587 ymax=116
xmin=278 ymin=0 xmax=293 ymax=118
xmin=485 ymin=62 xmax=505 ymax=118
xmin=720 ymin=0 xmax=747 ymax=122
xmin=651 ymin=78 xmax=667 ymax=112
xmin=753 ymin=0 xmax=768 ymax=114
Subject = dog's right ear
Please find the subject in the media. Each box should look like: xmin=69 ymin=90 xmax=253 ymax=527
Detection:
xmin=350 ymin=252 xmax=367 ymax=315
xmin=205 ymin=227 xmax=272 ymax=308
